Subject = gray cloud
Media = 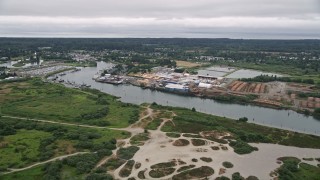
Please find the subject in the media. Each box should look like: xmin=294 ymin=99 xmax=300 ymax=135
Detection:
xmin=0 ymin=0 xmax=319 ymax=38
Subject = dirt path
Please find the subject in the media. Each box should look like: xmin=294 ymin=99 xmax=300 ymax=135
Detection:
xmin=95 ymin=106 xmax=154 ymax=168
xmin=2 ymin=115 xmax=108 ymax=129
xmin=1 ymin=107 xmax=155 ymax=172
xmin=3 ymin=152 xmax=89 ymax=175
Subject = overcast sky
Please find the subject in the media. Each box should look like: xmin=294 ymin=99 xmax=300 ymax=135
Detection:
xmin=0 ymin=0 xmax=319 ymax=39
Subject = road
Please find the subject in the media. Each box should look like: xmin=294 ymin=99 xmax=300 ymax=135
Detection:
xmin=2 ymin=115 xmax=108 ymax=129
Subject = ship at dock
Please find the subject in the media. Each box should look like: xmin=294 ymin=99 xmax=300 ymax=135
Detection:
xmin=93 ymin=74 xmax=124 ymax=85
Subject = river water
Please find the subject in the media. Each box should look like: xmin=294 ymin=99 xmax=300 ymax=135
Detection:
xmin=59 ymin=62 xmax=320 ymax=135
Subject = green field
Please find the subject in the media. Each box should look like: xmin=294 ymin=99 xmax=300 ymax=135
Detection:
xmin=0 ymin=130 xmax=51 ymax=169
xmin=1 ymin=165 xmax=85 ymax=180
xmin=0 ymin=78 xmax=139 ymax=128
xmin=0 ymin=117 xmax=129 ymax=172
xmin=277 ymin=157 xmax=320 ymax=180
xmin=1 ymin=165 xmax=44 ymax=180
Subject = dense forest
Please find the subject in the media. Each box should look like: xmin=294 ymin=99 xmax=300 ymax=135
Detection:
xmin=1 ymin=38 xmax=320 ymax=56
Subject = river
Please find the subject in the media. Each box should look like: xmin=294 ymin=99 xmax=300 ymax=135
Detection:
xmin=59 ymin=61 xmax=320 ymax=135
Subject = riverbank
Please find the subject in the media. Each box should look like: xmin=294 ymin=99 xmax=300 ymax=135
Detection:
xmin=114 ymin=78 xmax=320 ymax=120
xmin=56 ymin=61 xmax=320 ymax=135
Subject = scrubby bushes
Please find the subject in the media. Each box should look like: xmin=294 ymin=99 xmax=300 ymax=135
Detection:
xmin=232 ymin=172 xmax=244 ymax=180
xmin=63 ymin=153 xmax=101 ymax=174
xmin=238 ymin=117 xmax=248 ymax=123
xmin=229 ymin=140 xmax=258 ymax=154
xmin=200 ymin=157 xmax=212 ymax=162
xmin=172 ymin=166 xmax=214 ymax=180
xmin=103 ymin=157 xmax=126 ymax=170
xmin=222 ymin=161 xmax=234 ymax=168
xmin=117 ymin=146 xmax=140 ymax=160
xmin=211 ymin=94 xmax=257 ymax=104
xmin=119 ymin=160 xmax=135 ymax=177
xmin=191 ymin=139 xmax=206 ymax=146
xmin=80 ymin=107 xmax=109 ymax=120
xmin=128 ymin=109 xmax=140 ymax=124
xmin=0 ymin=118 xmax=118 ymax=166
xmin=39 ymin=137 xmax=57 ymax=161
xmin=166 ymin=133 xmax=181 ymax=138
xmin=42 ymin=161 xmax=62 ymax=180
xmin=0 ymin=121 xmax=16 ymax=136
xmin=85 ymin=173 xmax=113 ymax=180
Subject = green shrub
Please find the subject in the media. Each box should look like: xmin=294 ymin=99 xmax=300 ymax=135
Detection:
xmin=229 ymin=140 xmax=258 ymax=154
xmin=222 ymin=161 xmax=234 ymax=168
xmin=117 ymin=146 xmax=140 ymax=160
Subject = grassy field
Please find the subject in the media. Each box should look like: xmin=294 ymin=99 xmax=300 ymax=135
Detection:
xmin=0 ymin=130 xmax=52 ymax=169
xmin=0 ymin=78 xmax=139 ymax=128
xmin=175 ymin=60 xmax=201 ymax=68
xmin=0 ymin=117 xmax=129 ymax=171
xmin=1 ymin=165 xmax=44 ymax=180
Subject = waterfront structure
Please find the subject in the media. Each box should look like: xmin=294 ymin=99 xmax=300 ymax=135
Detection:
xmin=165 ymin=83 xmax=189 ymax=93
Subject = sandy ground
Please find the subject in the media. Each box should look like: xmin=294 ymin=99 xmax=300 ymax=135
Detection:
xmin=110 ymin=107 xmax=320 ymax=179
xmin=113 ymin=129 xmax=320 ymax=179
xmin=175 ymin=60 xmax=202 ymax=68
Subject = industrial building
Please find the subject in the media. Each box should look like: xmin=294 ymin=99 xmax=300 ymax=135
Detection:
xmin=165 ymin=83 xmax=189 ymax=93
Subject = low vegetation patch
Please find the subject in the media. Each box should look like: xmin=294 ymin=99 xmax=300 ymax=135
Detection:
xmin=177 ymin=165 xmax=196 ymax=172
xmin=166 ymin=132 xmax=181 ymax=138
xmin=172 ymin=139 xmax=190 ymax=146
xmin=232 ymin=172 xmax=245 ymax=180
xmin=200 ymin=157 xmax=213 ymax=163
xmin=191 ymin=138 xmax=206 ymax=146
xmin=149 ymin=168 xmax=176 ymax=178
xmin=221 ymin=146 xmax=228 ymax=151
xmin=222 ymin=161 xmax=234 ymax=168
xmin=117 ymin=146 xmax=140 ymax=160
xmin=134 ymin=162 xmax=141 ymax=169
xmin=130 ymin=133 xmax=149 ymax=146
xmin=119 ymin=160 xmax=135 ymax=178
xmin=172 ymin=166 xmax=214 ymax=180
xmin=229 ymin=140 xmax=258 ymax=154
xmin=216 ymin=176 xmax=230 ymax=180
xmin=150 ymin=161 xmax=176 ymax=169
xmin=145 ymin=118 xmax=162 ymax=130
xmin=149 ymin=161 xmax=177 ymax=178
xmin=103 ymin=157 xmax=126 ymax=171
xmin=138 ymin=170 xmax=146 ymax=179
xmin=183 ymin=133 xmax=202 ymax=138
xmin=246 ymin=176 xmax=259 ymax=180
xmin=275 ymin=156 xmax=320 ymax=180
xmin=302 ymin=158 xmax=314 ymax=161
xmin=211 ymin=146 xmax=220 ymax=150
